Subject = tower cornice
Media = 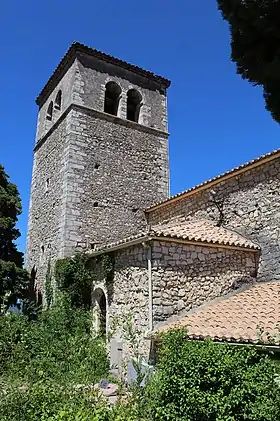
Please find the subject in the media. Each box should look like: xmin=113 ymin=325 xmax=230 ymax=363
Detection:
xmin=36 ymin=42 xmax=171 ymax=107
xmin=34 ymin=102 xmax=169 ymax=152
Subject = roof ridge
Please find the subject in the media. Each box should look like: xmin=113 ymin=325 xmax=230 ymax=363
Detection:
xmin=146 ymin=148 xmax=280 ymax=212
xmin=152 ymin=219 xmax=260 ymax=250
xmin=36 ymin=41 xmax=171 ymax=106
xmin=87 ymin=218 xmax=260 ymax=255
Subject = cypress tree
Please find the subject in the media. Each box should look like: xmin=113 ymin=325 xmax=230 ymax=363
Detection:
xmin=0 ymin=164 xmax=29 ymax=313
xmin=217 ymin=0 xmax=280 ymax=123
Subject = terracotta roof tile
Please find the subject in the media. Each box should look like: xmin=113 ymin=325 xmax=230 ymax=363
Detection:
xmin=86 ymin=231 xmax=149 ymax=254
xmin=87 ymin=219 xmax=259 ymax=255
xmin=157 ymin=282 xmax=280 ymax=344
xmin=146 ymin=148 xmax=280 ymax=212
xmin=152 ymin=219 xmax=260 ymax=250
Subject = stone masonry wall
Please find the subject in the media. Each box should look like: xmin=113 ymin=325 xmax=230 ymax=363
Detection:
xmin=25 ymin=117 xmax=70 ymax=291
xmin=108 ymin=245 xmax=150 ymax=356
xmin=36 ymin=61 xmax=77 ymax=141
xmin=75 ymin=54 xmax=168 ymax=132
xmin=27 ymin=50 xmax=170 ymax=298
xmin=148 ymin=158 xmax=280 ymax=282
xmin=61 ymin=107 xmax=169 ymax=255
xmin=36 ymin=54 xmax=168 ymax=143
xmin=151 ymin=240 xmax=257 ymax=324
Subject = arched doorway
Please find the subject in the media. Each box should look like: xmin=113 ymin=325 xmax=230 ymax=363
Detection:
xmin=92 ymin=288 xmax=107 ymax=336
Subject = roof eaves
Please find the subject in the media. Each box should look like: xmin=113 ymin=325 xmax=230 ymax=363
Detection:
xmin=148 ymin=331 xmax=279 ymax=346
xmin=86 ymin=227 xmax=260 ymax=256
xmin=151 ymin=230 xmax=260 ymax=251
xmin=36 ymin=43 xmax=76 ymax=106
xmin=36 ymin=41 xmax=171 ymax=106
xmin=86 ymin=232 xmax=151 ymax=256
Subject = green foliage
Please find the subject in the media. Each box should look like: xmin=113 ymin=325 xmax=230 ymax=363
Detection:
xmin=0 ymin=379 xmax=95 ymax=421
xmin=0 ymin=378 xmax=140 ymax=421
xmin=54 ymin=252 xmax=114 ymax=309
xmin=0 ymin=299 xmax=110 ymax=420
xmin=148 ymin=329 xmax=280 ymax=420
xmin=46 ymin=401 xmax=144 ymax=421
xmin=100 ymin=253 xmax=114 ymax=287
xmin=55 ymin=253 xmax=93 ymax=309
xmin=0 ymin=164 xmax=30 ymax=312
xmin=217 ymin=0 xmax=280 ymax=123
xmin=0 ymin=259 xmax=30 ymax=312
xmin=0 ymin=296 xmax=109 ymax=384
xmin=2 ymin=313 xmax=279 ymax=421
xmin=0 ymin=164 xmax=22 ymax=262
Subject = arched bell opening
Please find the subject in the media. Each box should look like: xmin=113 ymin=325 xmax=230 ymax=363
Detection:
xmin=104 ymin=81 xmax=121 ymax=116
xmin=126 ymin=89 xmax=142 ymax=122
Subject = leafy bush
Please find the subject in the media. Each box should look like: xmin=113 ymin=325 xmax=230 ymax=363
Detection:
xmin=0 ymin=295 xmax=108 ymax=384
xmin=0 ymin=294 xmax=110 ymax=421
xmin=55 ymin=254 xmax=93 ymax=309
xmin=2 ymin=305 xmax=280 ymax=421
xmin=47 ymin=403 xmax=140 ymax=421
xmin=148 ymin=329 xmax=280 ymax=421
xmin=0 ymin=380 xmax=143 ymax=421
xmin=0 ymin=379 xmax=92 ymax=421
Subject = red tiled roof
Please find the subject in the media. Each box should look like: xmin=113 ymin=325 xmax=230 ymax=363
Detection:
xmin=157 ymin=282 xmax=280 ymax=344
xmin=36 ymin=42 xmax=171 ymax=106
xmin=87 ymin=219 xmax=259 ymax=255
xmin=152 ymin=219 xmax=260 ymax=250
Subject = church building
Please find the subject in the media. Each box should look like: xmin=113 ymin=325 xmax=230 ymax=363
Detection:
xmin=26 ymin=42 xmax=280 ymax=364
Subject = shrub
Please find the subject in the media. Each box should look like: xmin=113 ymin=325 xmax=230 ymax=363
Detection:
xmin=0 ymin=380 xmax=144 ymax=421
xmin=0 ymin=296 xmax=109 ymax=384
xmin=0 ymin=295 xmax=110 ymax=421
xmin=54 ymin=254 xmax=93 ymax=309
xmin=148 ymin=329 xmax=280 ymax=421
xmin=0 ymin=380 xmax=88 ymax=421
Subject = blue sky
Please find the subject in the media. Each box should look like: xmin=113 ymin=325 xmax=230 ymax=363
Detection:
xmin=1 ymin=0 xmax=279 ymax=253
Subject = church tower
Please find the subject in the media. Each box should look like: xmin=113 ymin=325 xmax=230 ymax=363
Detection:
xmin=26 ymin=42 xmax=170 ymax=292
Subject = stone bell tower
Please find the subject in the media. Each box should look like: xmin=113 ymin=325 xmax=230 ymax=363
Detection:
xmin=26 ymin=41 xmax=170 ymax=292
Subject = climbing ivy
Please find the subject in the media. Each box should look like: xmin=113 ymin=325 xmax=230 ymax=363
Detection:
xmin=54 ymin=253 xmax=92 ymax=309
xmin=100 ymin=253 xmax=114 ymax=287
xmin=54 ymin=252 xmax=114 ymax=309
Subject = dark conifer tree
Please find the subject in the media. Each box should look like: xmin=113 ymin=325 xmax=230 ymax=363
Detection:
xmin=0 ymin=164 xmax=29 ymax=313
xmin=217 ymin=0 xmax=280 ymax=122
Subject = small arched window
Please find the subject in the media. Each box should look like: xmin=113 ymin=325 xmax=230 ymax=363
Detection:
xmin=46 ymin=101 xmax=53 ymax=121
xmin=54 ymin=90 xmax=62 ymax=110
xmin=104 ymin=81 xmax=121 ymax=116
xmin=127 ymin=89 xmax=142 ymax=123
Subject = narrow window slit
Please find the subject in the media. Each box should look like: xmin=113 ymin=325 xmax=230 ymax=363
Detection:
xmin=46 ymin=101 xmax=53 ymax=121
xmin=54 ymin=90 xmax=62 ymax=110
